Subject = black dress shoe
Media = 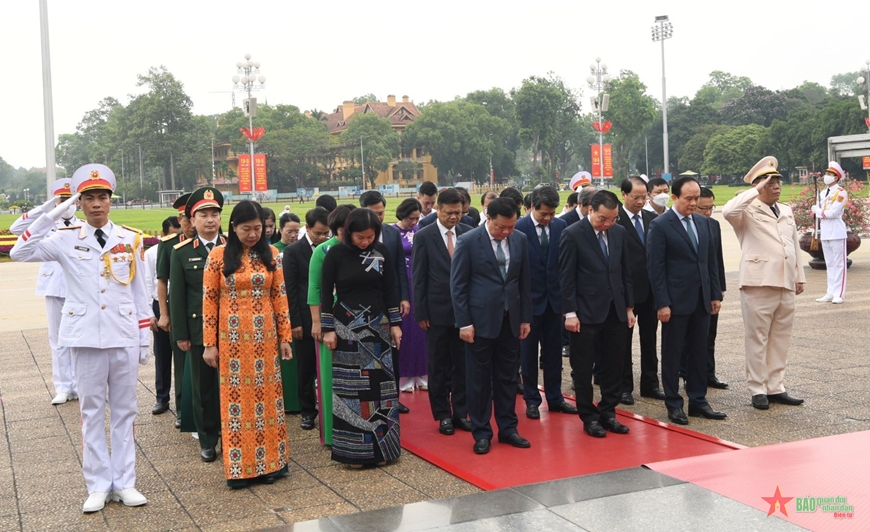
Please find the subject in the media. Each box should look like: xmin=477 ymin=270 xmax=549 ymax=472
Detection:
xmin=174 ymin=418 xmax=182 ymax=429
xmin=526 ymin=405 xmax=540 ymax=419
xmin=517 ymin=383 xmax=524 ymax=395
xmin=551 ymin=402 xmax=579 ymax=414
xmin=641 ymin=388 xmax=667 ymax=400
xmin=473 ymin=439 xmax=490 ymax=455
xmin=439 ymin=418 xmax=455 ymax=435
xmin=397 ymin=402 xmax=410 ymax=414
xmin=620 ymin=393 xmax=635 ymax=405
xmin=453 ymin=417 xmax=473 ymax=432
xmin=667 ymin=408 xmax=688 ymax=425
xmin=752 ymin=394 xmax=770 ymax=410
xmin=767 ymin=392 xmax=804 ymax=406
xmin=583 ymin=421 xmax=606 ymax=438
xmin=152 ymin=402 xmax=169 ymax=415
xmin=498 ymin=433 xmax=531 ymax=448
xmin=562 ymin=345 xmax=570 ymax=358
xmin=300 ymin=415 xmax=316 ymax=431
xmin=600 ymin=417 xmax=630 ymax=434
xmin=707 ymin=377 xmax=729 ymax=389
xmin=200 ymin=448 xmax=217 ymax=462
xmin=688 ymin=404 xmax=727 ymax=420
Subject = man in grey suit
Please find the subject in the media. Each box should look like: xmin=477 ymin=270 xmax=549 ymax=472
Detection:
xmin=647 ymin=177 xmax=725 ymax=426
xmin=412 ymin=188 xmax=474 ymax=436
xmin=451 ymin=198 xmax=532 ymax=455
xmin=360 ymin=191 xmax=411 ymax=413
xmin=560 ymin=190 xmax=635 ymax=438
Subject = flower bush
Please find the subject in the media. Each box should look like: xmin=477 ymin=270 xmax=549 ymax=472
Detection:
xmin=789 ymin=178 xmax=870 ymax=236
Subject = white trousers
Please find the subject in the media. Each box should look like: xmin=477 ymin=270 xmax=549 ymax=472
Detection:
xmin=72 ymin=346 xmax=139 ymax=494
xmin=822 ymin=239 xmax=847 ymax=299
xmin=45 ymin=296 xmax=76 ymax=395
xmin=740 ymin=286 xmax=794 ymax=396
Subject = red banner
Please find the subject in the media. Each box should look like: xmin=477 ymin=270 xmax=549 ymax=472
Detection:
xmin=238 ymin=154 xmax=252 ymax=193
xmin=254 ymin=154 xmax=268 ymax=191
xmin=863 ymin=156 xmax=870 ymax=170
xmin=590 ymin=144 xmax=613 ymax=178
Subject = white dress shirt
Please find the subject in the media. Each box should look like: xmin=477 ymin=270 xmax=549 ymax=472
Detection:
xmin=144 ymin=244 xmax=159 ymax=301
xmin=436 ymin=218 xmax=456 ymax=251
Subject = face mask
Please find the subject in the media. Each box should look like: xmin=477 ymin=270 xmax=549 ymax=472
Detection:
xmin=652 ymin=193 xmax=670 ymax=208
xmin=823 ymin=175 xmax=837 ymax=186
xmin=62 ymin=204 xmax=77 ymax=220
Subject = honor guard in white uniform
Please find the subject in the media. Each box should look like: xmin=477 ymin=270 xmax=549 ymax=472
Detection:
xmin=9 ymin=178 xmax=80 ymax=404
xmin=10 ymin=164 xmax=154 ymax=513
xmin=812 ymin=161 xmax=849 ymax=304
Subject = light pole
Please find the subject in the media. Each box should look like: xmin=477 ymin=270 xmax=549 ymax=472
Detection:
xmin=39 ymin=0 xmax=56 ymax=192
xmin=24 ymin=189 xmax=30 ymax=203
xmin=858 ymin=60 xmax=870 ymax=133
xmin=360 ymin=137 xmax=366 ymax=190
xmin=652 ymin=15 xmax=673 ymax=177
xmin=232 ymin=54 xmax=266 ymax=195
xmin=586 ymin=57 xmax=611 ymax=187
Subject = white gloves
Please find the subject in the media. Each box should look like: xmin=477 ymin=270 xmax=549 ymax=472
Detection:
xmin=46 ymin=193 xmax=80 ymax=222
xmin=139 ymin=346 xmax=151 ymax=365
xmin=40 ymin=196 xmax=59 ymax=213
xmin=811 ymin=205 xmax=821 ymax=216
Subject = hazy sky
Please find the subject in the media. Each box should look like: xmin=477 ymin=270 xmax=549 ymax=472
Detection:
xmin=3 ymin=0 xmax=867 ymax=170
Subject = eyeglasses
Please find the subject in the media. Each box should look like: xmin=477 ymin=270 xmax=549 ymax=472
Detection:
xmin=309 ymin=230 xmax=330 ymax=238
xmin=626 ymin=194 xmax=647 ymax=201
xmin=696 ymin=206 xmax=716 ymax=213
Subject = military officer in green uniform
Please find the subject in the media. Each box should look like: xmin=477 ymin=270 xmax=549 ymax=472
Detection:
xmin=169 ymin=187 xmax=225 ymax=462
xmin=156 ymin=193 xmax=194 ymax=428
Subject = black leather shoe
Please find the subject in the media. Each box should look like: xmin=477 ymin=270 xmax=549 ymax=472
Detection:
xmin=200 ymin=447 xmax=217 ymax=462
xmin=583 ymin=421 xmax=606 ymax=438
xmin=453 ymin=417 xmax=473 ymax=432
xmin=473 ymin=439 xmax=490 ymax=455
xmin=174 ymin=418 xmax=182 ymax=429
xmin=667 ymin=408 xmax=688 ymax=425
xmin=707 ymin=377 xmax=729 ymax=389
xmin=600 ymin=417 xmax=630 ymax=434
xmin=551 ymin=402 xmax=579 ymax=414
xmin=688 ymin=404 xmax=727 ymax=420
xmin=300 ymin=415 xmax=316 ymax=431
xmin=562 ymin=345 xmax=570 ymax=358
xmin=525 ymin=405 xmax=540 ymax=419
xmin=517 ymin=383 xmax=524 ymax=395
xmin=439 ymin=418 xmax=455 ymax=435
xmin=641 ymin=388 xmax=667 ymax=400
xmin=752 ymin=394 xmax=770 ymax=410
xmin=498 ymin=433 xmax=531 ymax=448
xmin=620 ymin=393 xmax=635 ymax=405
xmin=767 ymin=392 xmax=804 ymax=406
xmin=152 ymin=402 xmax=169 ymax=415
xmin=397 ymin=402 xmax=410 ymax=414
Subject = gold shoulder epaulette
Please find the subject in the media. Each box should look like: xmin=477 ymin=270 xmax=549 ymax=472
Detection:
xmin=174 ymin=238 xmax=194 ymax=250
xmin=122 ymin=224 xmax=143 ymax=234
xmin=58 ymin=225 xmax=81 ymax=230
xmin=160 ymin=233 xmax=180 ymax=242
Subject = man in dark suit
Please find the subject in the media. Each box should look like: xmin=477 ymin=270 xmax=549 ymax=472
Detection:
xmin=451 ymin=198 xmax=532 ymax=455
xmin=283 ymin=206 xmax=331 ymax=430
xmin=617 ymin=176 xmax=665 ymax=405
xmin=559 ymin=186 xmax=597 ymax=359
xmin=560 ymin=190 xmax=635 ymax=438
xmin=360 ymin=191 xmax=411 ymax=413
xmin=418 ymin=187 xmax=475 ymax=229
xmin=681 ymin=187 xmax=728 ymax=389
xmin=412 ymin=188 xmax=474 ymax=436
xmin=647 ymin=177 xmax=725 ymax=425
xmin=516 ymin=186 xmax=577 ymax=419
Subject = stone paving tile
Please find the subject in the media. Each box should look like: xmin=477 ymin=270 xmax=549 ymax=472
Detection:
xmin=274 ymin=501 xmax=360 ymax=525
xmin=254 ymin=483 xmax=345 ymax=510
xmin=19 ymin=505 xmax=112 ymax=532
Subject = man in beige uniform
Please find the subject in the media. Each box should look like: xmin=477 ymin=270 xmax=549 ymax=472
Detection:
xmin=722 ymin=156 xmax=806 ymax=410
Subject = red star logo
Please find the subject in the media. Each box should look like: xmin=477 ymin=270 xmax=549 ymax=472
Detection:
xmin=762 ymin=486 xmax=795 ymax=517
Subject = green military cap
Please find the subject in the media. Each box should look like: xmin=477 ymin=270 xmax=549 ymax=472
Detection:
xmin=185 ymin=187 xmax=224 ymax=219
xmin=173 ymin=193 xmax=193 ymax=217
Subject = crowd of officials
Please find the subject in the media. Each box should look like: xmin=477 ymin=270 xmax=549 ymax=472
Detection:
xmin=10 ymin=154 xmax=845 ymax=513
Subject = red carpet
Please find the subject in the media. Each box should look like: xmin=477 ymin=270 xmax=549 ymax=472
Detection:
xmin=648 ymin=431 xmax=870 ymax=531
xmin=399 ymin=390 xmax=741 ymax=490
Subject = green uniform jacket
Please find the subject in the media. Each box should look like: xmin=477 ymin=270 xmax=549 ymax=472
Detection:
xmin=169 ymin=236 xmax=225 ymax=345
xmin=156 ymin=232 xmax=185 ymax=282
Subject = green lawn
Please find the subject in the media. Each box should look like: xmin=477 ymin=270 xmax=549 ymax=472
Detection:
xmin=0 ymin=185 xmax=808 ymax=234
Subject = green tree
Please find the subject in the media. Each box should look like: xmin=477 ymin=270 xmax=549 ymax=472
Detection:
xmin=340 ymin=113 xmax=400 ymax=189
xmin=606 ymin=70 xmax=657 ymax=178
xmin=677 ymin=125 xmax=725 ymax=173
xmin=720 ymin=85 xmax=788 ymax=127
xmin=512 ymin=76 xmax=564 ymax=174
xmin=701 ymin=124 xmax=766 ymax=177
xmin=829 ymin=71 xmax=862 ymax=97
xmin=352 ymin=94 xmax=379 ymax=105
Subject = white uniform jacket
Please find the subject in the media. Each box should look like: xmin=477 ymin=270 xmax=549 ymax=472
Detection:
xmin=9 ymin=204 xmax=79 ymax=298
xmin=11 ymin=217 xmax=153 ymax=349
xmin=722 ymin=188 xmax=806 ymax=291
xmin=816 ymin=184 xmax=848 ymax=241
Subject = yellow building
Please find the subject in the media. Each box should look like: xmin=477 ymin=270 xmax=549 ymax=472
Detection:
xmin=322 ymin=95 xmax=438 ymax=187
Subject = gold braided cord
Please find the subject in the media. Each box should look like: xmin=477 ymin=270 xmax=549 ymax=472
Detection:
xmin=102 ymin=232 xmax=140 ymax=286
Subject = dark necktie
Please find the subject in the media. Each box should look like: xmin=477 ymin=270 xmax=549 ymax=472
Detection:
xmin=206 ymin=242 xmax=215 ymax=252
xmin=598 ymin=231 xmax=609 ymax=260
xmin=770 ymin=204 xmax=779 ymax=218
xmin=95 ymin=228 xmax=106 ymax=248
xmin=683 ymin=216 xmax=698 ymax=252
xmin=539 ymin=225 xmax=549 ymax=256
xmin=633 ymin=214 xmax=644 ymax=244
xmin=495 ymin=239 xmax=507 ymax=280
xmin=63 ymin=219 xmax=72 ymax=227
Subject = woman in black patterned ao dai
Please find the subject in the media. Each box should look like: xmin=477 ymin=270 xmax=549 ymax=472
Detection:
xmin=321 ymin=209 xmax=403 ymax=467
